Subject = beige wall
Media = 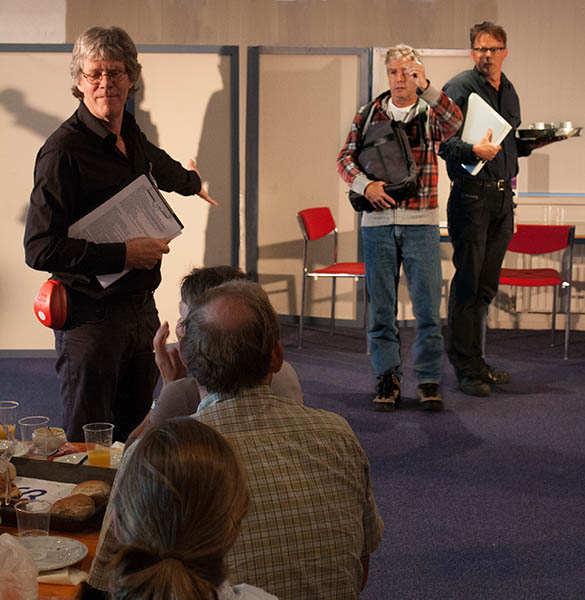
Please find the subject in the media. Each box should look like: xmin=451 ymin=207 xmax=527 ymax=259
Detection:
xmin=0 ymin=49 xmax=232 ymax=350
xmin=1 ymin=0 xmax=584 ymax=350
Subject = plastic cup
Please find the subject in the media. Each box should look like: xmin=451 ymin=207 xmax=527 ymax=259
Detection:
xmin=83 ymin=422 xmax=114 ymax=467
xmin=15 ymin=499 xmax=51 ymax=537
xmin=0 ymin=401 xmax=19 ymax=440
xmin=18 ymin=416 xmax=50 ymax=452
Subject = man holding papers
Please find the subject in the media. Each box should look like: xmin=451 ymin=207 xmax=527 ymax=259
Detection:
xmin=24 ymin=26 xmax=217 ymax=441
xmin=439 ymin=21 xmax=532 ymax=397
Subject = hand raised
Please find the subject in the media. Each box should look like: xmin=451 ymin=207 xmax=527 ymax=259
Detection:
xmin=187 ymin=158 xmax=218 ymax=206
xmin=404 ymin=60 xmax=429 ymax=91
xmin=153 ymin=320 xmax=186 ymax=385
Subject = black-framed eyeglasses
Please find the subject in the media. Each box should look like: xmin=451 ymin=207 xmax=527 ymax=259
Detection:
xmin=81 ymin=69 xmax=127 ymax=84
xmin=473 ymin=47 xmax=506 ymax=54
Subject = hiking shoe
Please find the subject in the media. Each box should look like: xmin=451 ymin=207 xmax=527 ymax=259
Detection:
xmin=457 ymin=376 xmax=490 ymax=397
xmin=479 ymin=365 xmax=510 ymax=385
xmin=418 ymin=383 xmax=443 ymax=411
xmin=373 ymin=372 xmax=401 ymax=411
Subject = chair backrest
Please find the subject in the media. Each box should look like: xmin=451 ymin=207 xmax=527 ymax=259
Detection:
xmin=297 ymin=207 xmax=336 ymax=241
xmin=507 ymin=224 xmax=574 ymax=255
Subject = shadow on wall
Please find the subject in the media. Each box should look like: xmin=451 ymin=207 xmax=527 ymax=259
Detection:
xmin=132 ymin=57 xmax=234 ymax=270
xmin=133 ymin=79 xmax=159 ymax=147
xmin=197 ymin=55 xmax=233 ymax=267
xmin=0 ymin=88 xmax=65 ymax=224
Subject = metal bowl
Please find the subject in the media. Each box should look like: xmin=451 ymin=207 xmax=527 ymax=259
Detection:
xmin=529 ymin=122 xmax=555 ymax=130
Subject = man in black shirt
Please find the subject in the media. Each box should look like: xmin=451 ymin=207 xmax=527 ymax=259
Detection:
xmin=24 ymin=26 xmax=217 ymax=441
xmin=439 ymin=22 xmax=532 ymax=397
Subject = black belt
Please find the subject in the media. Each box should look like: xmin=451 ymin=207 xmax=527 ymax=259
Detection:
xmin=454 ymin=177 xmax=510 ymax=192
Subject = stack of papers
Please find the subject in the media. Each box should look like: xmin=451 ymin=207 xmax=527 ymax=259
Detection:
xmin=68 ymin=175 xmax=183 ymax=288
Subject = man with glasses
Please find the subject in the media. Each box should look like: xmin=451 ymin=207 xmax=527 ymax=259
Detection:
xmin=24 ymin=26 xmax=217 ymax=442
xmin=439 ymin=22 xmax=532 ymax=397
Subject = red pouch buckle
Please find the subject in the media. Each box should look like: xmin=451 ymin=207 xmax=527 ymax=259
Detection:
xmin=34 ymin=279 xmax=68 ymax=329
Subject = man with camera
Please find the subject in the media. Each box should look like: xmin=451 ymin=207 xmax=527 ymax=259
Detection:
xmin=337 ymin=44 xmax=462 ymax=411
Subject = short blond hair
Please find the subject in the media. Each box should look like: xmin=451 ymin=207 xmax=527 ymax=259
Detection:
xmin=384 ymin=44 xmax=423 ymax=70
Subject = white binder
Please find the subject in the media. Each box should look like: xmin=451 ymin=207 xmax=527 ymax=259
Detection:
xmin=461 ymin=92 xmax=512 ymax=176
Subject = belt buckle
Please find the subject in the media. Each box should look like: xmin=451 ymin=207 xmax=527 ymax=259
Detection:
xmin=496 ymin=180 xmax=506 ymax=191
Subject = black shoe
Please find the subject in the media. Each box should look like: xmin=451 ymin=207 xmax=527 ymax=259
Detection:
xmin=479 ymin=365 xmax=510 ymax=385
xmin=457 ymin=377 xmax=490 ymax=397
xmin=373 ymin=372 xmax=401 ymax=411
xmin=417 ymin=383 xmax=443 ymax=411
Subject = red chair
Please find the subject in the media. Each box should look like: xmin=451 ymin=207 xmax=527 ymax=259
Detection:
xmin=297 ymin=207 xmax=367 ymax=348
xmin=493 ymin=224 xmax=575 ymax=360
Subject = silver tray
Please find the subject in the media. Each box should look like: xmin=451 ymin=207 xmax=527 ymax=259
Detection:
xmin=517 ymin=126 xmax=582 ymax=141
xmin=18 ymin=535 xmax=88 ymax=571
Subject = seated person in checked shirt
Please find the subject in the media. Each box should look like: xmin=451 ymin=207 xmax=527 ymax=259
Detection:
xmin=126 ymin=265 xmax=303 ymax=444
xmin=86 ymin=280 xmax=383 ymax=600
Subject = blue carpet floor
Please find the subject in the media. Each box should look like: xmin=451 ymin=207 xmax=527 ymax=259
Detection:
xmin=2 ymin=325 xmax=585 ymax=599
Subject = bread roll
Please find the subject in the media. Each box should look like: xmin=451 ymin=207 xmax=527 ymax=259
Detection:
xmin=72 ymin=479 xmax=111 ymax=507
xmin=0 ymin=463 xmax=19 ymax=503
xmin=51 ymin=493 xmax=95 ymax=519
xmin=0 ymin=462 xmax=17 ymax=484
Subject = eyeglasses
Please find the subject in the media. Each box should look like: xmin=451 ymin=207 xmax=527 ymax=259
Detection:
xmin=473 ymin=47 xmax=506 ymax=54
xmin=81 ymin=69 xmax=127 ymax=84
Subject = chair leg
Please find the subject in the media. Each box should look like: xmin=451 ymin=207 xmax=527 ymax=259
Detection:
xmin=551 ymin=288 xmax=557 ymax=348
xmin=330 ymin=278 xmax=337 ymax=335
xmin=564 ymin=283 xmax=571 ymax=360
xmin=299 ymin=274 xmax=307 ymax=348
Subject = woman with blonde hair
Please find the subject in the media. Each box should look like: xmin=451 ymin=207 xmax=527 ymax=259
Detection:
xmin=109 ymin=417 xmax=277 ymax=600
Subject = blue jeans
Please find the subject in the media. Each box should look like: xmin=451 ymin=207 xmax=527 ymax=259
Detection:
xmin=362 ymin=224 xmax=443 ymax=383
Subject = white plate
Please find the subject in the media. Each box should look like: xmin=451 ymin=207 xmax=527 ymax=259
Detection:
xmin=0 ymin=440 xmax=26 ymax=457
xmin=18 ymin=535 xmax=88 ymax=571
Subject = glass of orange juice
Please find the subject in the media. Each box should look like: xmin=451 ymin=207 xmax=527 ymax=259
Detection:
xmin=82 ymin=422 xmax=114 ymax=467
xmin=0 ymin=401 xmax=19 ymax=440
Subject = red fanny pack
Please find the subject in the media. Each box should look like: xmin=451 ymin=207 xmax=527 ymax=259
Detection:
xmin=34 ymin=279 xmax=68 ymax=329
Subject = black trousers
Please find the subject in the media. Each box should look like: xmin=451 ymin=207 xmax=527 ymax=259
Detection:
xmin=54 ymin=291 xmax=160 ymax=442
xmin=446 ymin=179 xmax=514 ymax=378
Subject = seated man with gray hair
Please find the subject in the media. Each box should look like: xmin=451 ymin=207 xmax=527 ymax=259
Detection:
xmin=87 ymin=280 xmax=383 ymax=600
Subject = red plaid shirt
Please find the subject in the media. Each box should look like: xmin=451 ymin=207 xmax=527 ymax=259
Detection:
xmin=337 ymin=88 xmax=463 ymax=210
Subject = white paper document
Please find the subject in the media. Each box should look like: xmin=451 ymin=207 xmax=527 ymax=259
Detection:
xmin=68 ymin=174 xmax=183 ymax=288
xmin=460 ymin=92 xmax=512 ymax=176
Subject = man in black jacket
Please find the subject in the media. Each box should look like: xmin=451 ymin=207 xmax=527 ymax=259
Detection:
xmin=439 ymin=22 xmax=531 ymax=397
xmin=24 ymin=26 xmax=216 ymax=441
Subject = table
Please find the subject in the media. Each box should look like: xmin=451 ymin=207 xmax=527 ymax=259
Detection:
xmin=0 ymin=522 xmax=99 ymax=598
xmin=0 ymin=442 xmax=110 ymax=598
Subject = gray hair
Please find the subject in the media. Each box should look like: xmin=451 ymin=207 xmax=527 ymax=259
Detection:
xmin=384 ymin=44 xmax=423 ymax=70
xmin=70 ymin=26 xmax=141 ymax=100
xmin=182 ymin=280 xmax=280 ymax=395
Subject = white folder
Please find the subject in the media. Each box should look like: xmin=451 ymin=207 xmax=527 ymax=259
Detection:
xmin=460 ymin=92 xmax=512 ymax=176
